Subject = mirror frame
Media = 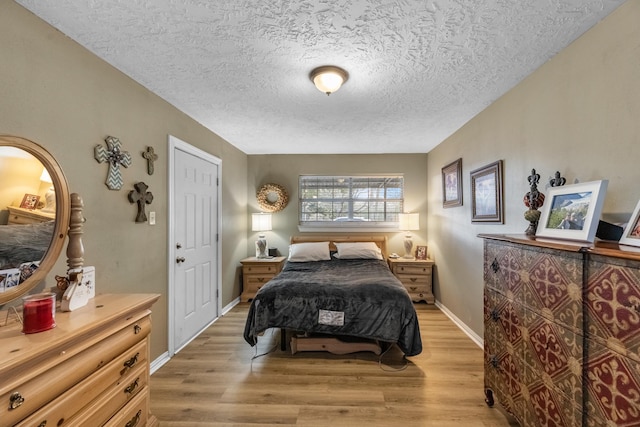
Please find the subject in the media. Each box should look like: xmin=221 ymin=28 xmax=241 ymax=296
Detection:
xmin=0 ymin=135 xmax=70 ymax=305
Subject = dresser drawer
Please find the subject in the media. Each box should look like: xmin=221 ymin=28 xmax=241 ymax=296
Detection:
xmin=66 ymin=363 xmax=148 ymax=427
xmin=16 ymin=339 xmax=148 ymax=427
xmin=394 ymin=264 xmax=431 ymax=275
xmin=103 ymin=386 xmax=151 ymax=427
xmin=243 ymin=264 xmax=279 ymax=275
xmin=396 ymin=275 xmax=430 ymax=286
xmin=1 ymin=316 xmax=151 ymax=426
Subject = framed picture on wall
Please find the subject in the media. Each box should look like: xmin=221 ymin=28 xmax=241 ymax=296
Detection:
xmin=470 ymin=160 xmax=504 ymax=223
xmin=442 ymin=158 xmax=462 ymax=208
xmin=618 ymin=199 xmax=640 ymax=248
xmin=537 ymin=180 xmax=608 ymax=243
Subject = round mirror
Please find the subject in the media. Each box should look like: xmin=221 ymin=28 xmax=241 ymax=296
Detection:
xmin=0 ymin=135 xmax=70 ymax=305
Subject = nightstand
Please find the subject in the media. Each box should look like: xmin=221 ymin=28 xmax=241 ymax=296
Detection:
xmin=7 ymin=206 xmax=55 ymax=224
xmin=240 ymin=256 xmax=286 ymax=302
xmin=388 ymin=257 xmax=435 ymax=303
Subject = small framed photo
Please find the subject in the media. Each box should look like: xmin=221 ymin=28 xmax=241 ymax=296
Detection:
xmin=415 ymin=245 xmax=428 ymax=260
xmin=20 ymin=194 xmax=40 ymax=210
xmin=442 ymin=158 xmax=462 ymax=208
xmin=470 ymin=160 xmax=504 ymax=223
xmin=619 ymin=200 xmax=640 ymax=248
xmin=537 ymin=180 xmax=608 ymax=243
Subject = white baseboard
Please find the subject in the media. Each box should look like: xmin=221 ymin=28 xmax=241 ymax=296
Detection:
xmin=222 ymin=296 xmax=240 ymax=315
xmin=150 ymin=351 xmax=171 ymax=374
xmin=435 ymin=300 xmax=483 ymax=348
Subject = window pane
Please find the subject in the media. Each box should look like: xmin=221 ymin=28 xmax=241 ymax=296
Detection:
xmin=299 ymin=175 xmax=404 ymax=225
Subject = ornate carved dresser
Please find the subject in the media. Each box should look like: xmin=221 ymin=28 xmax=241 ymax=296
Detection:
xmin=481 ymin=234 xmax=640 ymax=427
xmin=0 ymin=293 xmax=160 ymax=426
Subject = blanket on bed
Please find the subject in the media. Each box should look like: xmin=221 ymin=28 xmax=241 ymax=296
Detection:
xmin=243 ymin=257 xmax=422 ymax=356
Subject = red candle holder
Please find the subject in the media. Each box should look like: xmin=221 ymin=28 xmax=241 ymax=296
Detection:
xmin=22 ymin=292 xmax=56 ymax=334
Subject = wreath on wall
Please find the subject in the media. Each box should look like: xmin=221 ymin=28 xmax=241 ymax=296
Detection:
xmin=257 ymin=183 xmax=289 ymax=212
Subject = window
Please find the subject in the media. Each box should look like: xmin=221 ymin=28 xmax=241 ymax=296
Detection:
xmin=299 ymin=175 xmax=404 ymax=229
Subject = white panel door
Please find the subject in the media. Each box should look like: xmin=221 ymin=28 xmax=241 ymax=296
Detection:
xmin=172 ymin=142 xmax=220 ymax=352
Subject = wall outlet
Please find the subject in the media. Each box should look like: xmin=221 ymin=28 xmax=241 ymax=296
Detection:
xmin=149 ymin=211 xmax=156 ymax=225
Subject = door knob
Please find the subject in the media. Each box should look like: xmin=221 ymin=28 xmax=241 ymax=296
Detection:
xmin=176 ymin=257 xmax=185 ymax=264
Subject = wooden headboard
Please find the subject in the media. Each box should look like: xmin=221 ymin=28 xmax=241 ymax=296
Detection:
xmin=290 ymin=235 xmax=388 ymax=259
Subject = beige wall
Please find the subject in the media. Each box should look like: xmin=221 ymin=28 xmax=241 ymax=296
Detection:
xmin=427 ymin=0 xmax=640 ymax=339
xmin=1 ymin=0 xmax=248 ymax=360
xmin=247 ymin=154 xmax=429 ymax=257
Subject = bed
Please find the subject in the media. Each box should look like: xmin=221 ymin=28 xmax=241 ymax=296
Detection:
xmin=243 ymin=236 xmax=422 ymax=357
xmin=0 ymin=221 xmax=52 ymax=291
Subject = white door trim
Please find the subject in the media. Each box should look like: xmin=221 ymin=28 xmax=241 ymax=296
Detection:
xmin=167 ymin=135 xmax=222 ymax=356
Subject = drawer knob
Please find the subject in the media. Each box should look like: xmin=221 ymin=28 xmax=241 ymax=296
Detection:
xmin=9 ymin=392 xmax=24 ymax=410
xmin=258 ymin=278 xmax=265 ymax=282
xmin=410 ymin=287 xmax=417 ymax=291
xmin=123 ymin=352 xmax=140 ymax=370
xmin=134 ymin=324 xmax=142 ymax=334
xmin=124 ymin=377 xmax=140 ymax=395
xmin=37 ymin=422 xmax=47 ymax=427
xmin=410 ymin=277 xmax=417 ymax=282
xmin=490 ymin=308 xmax=500 ymax=321
xmin=491 ymin=258 xmax=500 ymax=273
xmin=125 ymin=410 xmax=142 ymax=427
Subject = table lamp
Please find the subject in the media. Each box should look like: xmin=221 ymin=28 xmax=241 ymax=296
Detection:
xmin=398 ymin=213 xmax=419 ymax=259
xmin=252 ymin=212 xmax=272 ymax=258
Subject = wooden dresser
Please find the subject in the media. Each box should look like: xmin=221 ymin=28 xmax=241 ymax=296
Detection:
xmin=481 ymin=234 xmax=640 ymax=427
xmin=6 ymin=206 xmax=55 ymax=225
xmin=0 ymin=293 xmax=160 ymax=427
xmin=388 ymin=257 xmax=435 ymax=303
xmin=240 ymin=256 xmax=286 ymax=302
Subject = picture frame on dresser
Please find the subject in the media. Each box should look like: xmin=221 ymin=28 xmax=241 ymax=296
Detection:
xmin=470 ymin=160 xmax=503 ymax=223
xmin=537 ymin=179 xmax=608 ymax=243
xmin=442 ymin=158 xmax=462 ymax=208
xmin=619 ymin=199 xmax=640 ymax=247
xmin=415 ymin=245 xmax=427 ymax=260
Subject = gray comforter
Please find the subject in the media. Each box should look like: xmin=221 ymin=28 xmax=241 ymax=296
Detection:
xmin=243 ymin=257 xmax=422 ymax=356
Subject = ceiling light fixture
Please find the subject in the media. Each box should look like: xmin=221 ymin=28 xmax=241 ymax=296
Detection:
xmin=309 ymin=66 xmax=349 ymax=96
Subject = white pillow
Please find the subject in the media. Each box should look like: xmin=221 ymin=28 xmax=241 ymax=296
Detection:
xmin=333 ymin=242 xmax=383 ymax=260
xmin=288 ymin=241 xmax=331 ymax=262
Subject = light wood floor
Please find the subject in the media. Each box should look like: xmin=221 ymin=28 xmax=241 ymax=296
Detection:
xmin=150 ymin=303 xmax=519 ymax=426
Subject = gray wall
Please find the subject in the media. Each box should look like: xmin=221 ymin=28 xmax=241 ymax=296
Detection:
xmin=427 ymin=0 xmax=640 ymax=340
xmin=1 ymin=0 xmax=249 ymax=360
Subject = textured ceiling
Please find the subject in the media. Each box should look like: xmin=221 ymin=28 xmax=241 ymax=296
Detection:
xmin=16 ymin=0 xmax=624 ymax=154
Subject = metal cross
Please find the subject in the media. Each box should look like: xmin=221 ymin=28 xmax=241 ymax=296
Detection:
xmin=128 ymin=182 xmax=154 ymax=223
xmin=94 ymin=136 xmax=132 ymax=190
xmin=142 ymin=146 xmax=158 ymax=175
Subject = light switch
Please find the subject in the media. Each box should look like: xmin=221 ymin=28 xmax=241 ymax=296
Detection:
xmin=149 ymin=211 xmax=156 ymax=225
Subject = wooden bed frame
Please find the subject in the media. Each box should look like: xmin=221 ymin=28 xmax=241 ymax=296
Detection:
xmin=283 ymin=235 xmax=389 ymax=356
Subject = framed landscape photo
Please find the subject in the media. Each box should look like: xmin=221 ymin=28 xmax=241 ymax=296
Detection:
xmin=619 ymin=200 xmax=640 ymax=248
xmin=20 ymin=194 xmax=40 ymax=210
xmin=442 ymin=158 xmax=462 ymax=208
xmin=470 ymin=160 xmax=504 ymax=223
xmin=537 ymin=180 xmax=608 ymax=243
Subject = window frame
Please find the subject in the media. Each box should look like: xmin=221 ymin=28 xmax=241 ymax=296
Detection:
xmin=298 ymin=174 xmax=404 ymax=232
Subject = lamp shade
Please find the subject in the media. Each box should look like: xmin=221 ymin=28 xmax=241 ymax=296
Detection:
xmin=252 ymin=213 xmax=272 ymax=232
xmin=398 ymin=213 xmax=419 ymax=231
xmin=40 ymin=168 xmax=53 ymax=184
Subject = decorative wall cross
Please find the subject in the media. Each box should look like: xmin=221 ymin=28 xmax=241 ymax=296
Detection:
xmin=128 ymin=182 xmax=154 ymax=223
xmin=142 ymin=146 xmax=158 ymax=175
xmin=94 ymin=136 xmax=132 ymax=190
